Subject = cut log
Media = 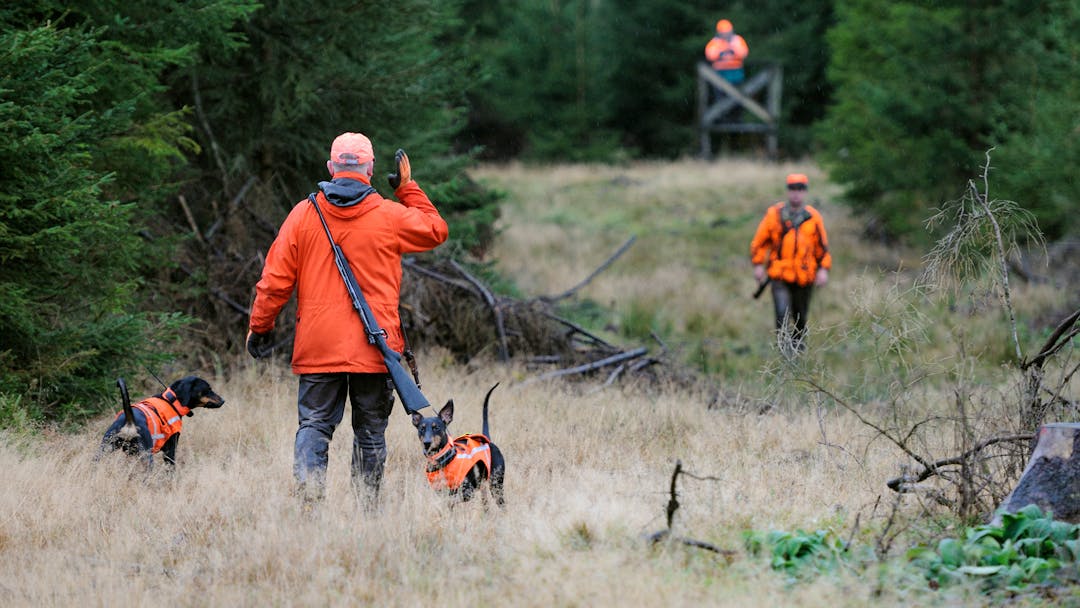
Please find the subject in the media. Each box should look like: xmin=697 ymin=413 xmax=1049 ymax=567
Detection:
xmin=996 ymin=423 xmax=1080 ymax=523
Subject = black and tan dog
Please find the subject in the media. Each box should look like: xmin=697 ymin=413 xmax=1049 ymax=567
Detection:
xmin=100 ymin=376 xmax=225 ymax=468
xmin=412 ymin=383 xmax=505 ymax=505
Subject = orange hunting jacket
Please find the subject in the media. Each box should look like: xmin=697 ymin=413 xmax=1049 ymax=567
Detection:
xmin=115 ymin=389 xmax=190 ymax=453
xmin=705 ymin=35 xmax=749 ymax=71
xmin=249 ymin=172 xmax=448 ymax=374
xmin=750 ymin=202 xmax=831 ymax=287
xmin=425 ymin=434 xmax=493 ymax=491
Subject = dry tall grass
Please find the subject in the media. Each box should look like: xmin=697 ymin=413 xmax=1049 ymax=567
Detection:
xmin=1 ymin=360 xmax=970 ymax=607
xmin=3 ymin=159 xmax=1068 ymax=607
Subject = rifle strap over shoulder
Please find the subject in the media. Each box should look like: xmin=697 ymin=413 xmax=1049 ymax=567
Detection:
xmin=308 ymin=193 xmax=419 ymax=379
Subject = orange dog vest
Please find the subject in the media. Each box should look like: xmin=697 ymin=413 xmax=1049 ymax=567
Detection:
xmin=425 ymin=434 xmax=493 ymax=491
xmin=114 ymin=388 xmax=191 ymax=453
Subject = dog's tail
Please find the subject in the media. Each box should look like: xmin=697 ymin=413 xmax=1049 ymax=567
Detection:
xmin=116 ymin=377 xmax=139 ymax=442
xmin=482 ymin=382 xmax=499 ymax=439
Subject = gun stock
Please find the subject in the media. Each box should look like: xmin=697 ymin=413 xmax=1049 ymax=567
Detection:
xmin=752 ymin=277 xmax=771 ymax=299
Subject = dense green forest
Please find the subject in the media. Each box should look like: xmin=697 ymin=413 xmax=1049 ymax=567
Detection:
xmin=1 ymin=0 xmax=1077 ymax=424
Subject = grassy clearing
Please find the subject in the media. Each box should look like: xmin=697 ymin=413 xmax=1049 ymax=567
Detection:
xmin=475 ymin=159 xmax=916 ymax=382
xmin=0 ymin=362 xmax=966 ymax=607
xmin=1 ymin=159 xmax=1075 ymax=606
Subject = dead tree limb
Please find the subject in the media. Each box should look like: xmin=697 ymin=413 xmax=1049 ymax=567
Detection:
xmin=542 ymin=312 xmax=618 ymax=350
xmin=522 ymin=347 xmax=648 ymax=385
xmin=646 ymin=460 xmax=735 ymax=557
xmin=177 ymin=195 xmax=205 ymax=244
xmin=886 ymin=434 xmax=1034 ymax=491
xmin=402 ymin=258 xmax=473 ymax=291
xmin=191 ymin=73 xmax=230 ymax=192
xmin=795 ymin=378 xmax=937 ymax=474
xmin=450 ymin=260 xmax=510 ymax=362
xmin=176 ymin=266 xmax=250 ymax=315
xmin=541 ymin=235 xmax=636 ymax=302
xmin=204 ymin=175 xmax=258 ymax=242
xmin=1022 ymin=307 xmax=1080 ymax=371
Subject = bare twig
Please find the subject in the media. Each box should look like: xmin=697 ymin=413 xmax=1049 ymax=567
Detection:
xmin=521 ymin=347 xmax=648 ymax=385
xmin=191 ymin=73 xmax=230 ymax=192
xmin=176 ymin=195 xmax=204 ymax=244
xmin=646 ymin=460 xmax=735 ymax=557
xmin=450 ymin=260 xmax=510 ymax=362
xmin=885 ymin=434 xmax=1033 ymax=491
xmin=972 ymin=151 xmax=1021 ymax=361
xmin=1022 ymin=307 xmax=1080 ymax=370
xmin=542 ymin=235 xmax=636 ymax=302
xmin=204 ymin=176 xmax=258 ymax=242
xmin=794 ymin=378 xmax=935 ymax=472
xmin=542 ymin=312 xmax=618 ymax=350
xmin=402 ymin=258 xmax=473 ymax=291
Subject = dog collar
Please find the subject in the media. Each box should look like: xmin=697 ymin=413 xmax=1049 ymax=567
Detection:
xmin=162 ymin=388 xmax=191 ymax=417
xmin=425 ymin=442 xmax=455 ymax=473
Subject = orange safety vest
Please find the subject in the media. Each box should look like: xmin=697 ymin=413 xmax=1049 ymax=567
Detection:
xmin=750 ymin=202 xmax=831 ymax=287
xmin=114 ymin=388 xmax=191 ymax=454
xmin=704 ymin=35 xmax=749 ymax=71
xmin=425 ymin=434 xmax=493 ymax=491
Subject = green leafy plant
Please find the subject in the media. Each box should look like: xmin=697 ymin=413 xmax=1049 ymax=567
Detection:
xmin=744 ymin=528 xmax=849 ymax=581
xmin=907 ymin=504 xmax=1080 ymax=590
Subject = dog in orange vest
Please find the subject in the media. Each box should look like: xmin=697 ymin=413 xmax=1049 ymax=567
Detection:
xmin=100 ymin=376 xmax=225 ymax=469
xmin=412 ymin=383 xmax=505 ymax=505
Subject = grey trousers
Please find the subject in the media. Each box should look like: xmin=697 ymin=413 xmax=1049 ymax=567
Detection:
xmin=294 ymin=372 xmax=395 ymax=495
xmin=771 ymin=280 xmax=813 ymax=350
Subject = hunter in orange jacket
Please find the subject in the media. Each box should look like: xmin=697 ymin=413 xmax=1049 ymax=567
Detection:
xmin=247 ymin=132 xmax=448 ymax=505
xmin=704 ymin=19 xmax=749 ymax=83
xmin=249 ymin=171 xmax=448 ymax=375
xmin=749 ymin=173 xmax=830 ymax=352
xmin=750 ymin=178 xmax=831 ymax=286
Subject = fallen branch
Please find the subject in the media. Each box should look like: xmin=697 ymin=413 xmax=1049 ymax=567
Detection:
xmin=542 ymin=312 xmax=618 ymax=350
xmin=450 ymin=260 xmax=510 ymax=362
xmin=541 ymin=235 xmax=636 ymax=302
xmin=177 ymin=195 xmax=205 ymax=244
xmin=1022 ymin=307 xmax=1080 ymax=371
xmin=204 ymin=175 xmax=258 ymax=242
xmin=521 ymin=347 xmax=648 ymax=385
xmin=645 ymin=460 xmax=735 ymax=557
xmin=402 ymin=257 xmax=474 ymax=291
xmin=886 ymin=434 xmax=1034 ymax=492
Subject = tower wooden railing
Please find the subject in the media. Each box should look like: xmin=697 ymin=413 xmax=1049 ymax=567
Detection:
xmin=696 ymin=62 xmax=782 ymax=159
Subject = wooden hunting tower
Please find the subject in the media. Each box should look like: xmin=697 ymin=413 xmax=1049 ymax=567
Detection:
xmin=696 ymin=62 xmax=782 ymax=159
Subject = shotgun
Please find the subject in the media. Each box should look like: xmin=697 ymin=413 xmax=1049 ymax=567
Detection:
xmin=308 ymin=194 xmax=430 ymax=415
xmin=752 ymin=277 xmax=771 ymax=299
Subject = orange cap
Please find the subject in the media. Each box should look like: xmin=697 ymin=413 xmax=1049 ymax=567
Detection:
xmin=786 ymin=173 xmax=809 ymax=186
xmin=716 ymin=19 xmax=733 ymax=33
xmin=330 ymin=132 xmax=374 ymax=165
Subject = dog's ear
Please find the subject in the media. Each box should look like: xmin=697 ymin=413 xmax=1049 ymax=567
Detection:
xmin=170 ymin=376 xmax=223 ymax=410
xmin=438 ymin=400 xmax=454 ymax=425
xmin=411 ymin=412 xmax=423 ymax=427
xmin=169 ymin=376 xmax=200 ymax=408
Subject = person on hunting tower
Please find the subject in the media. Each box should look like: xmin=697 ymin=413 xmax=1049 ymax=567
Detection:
xmin=749 ymin=173 xmax=830 ymax=353
xmin=246 ymin=132 xmax=449 ymax=507
xmin=704 ymin=19 xmax=749 ymax=85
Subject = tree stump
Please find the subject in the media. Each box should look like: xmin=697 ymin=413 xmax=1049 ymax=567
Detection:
xmin=997 ymin=423 xmax=1080 ymax=523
